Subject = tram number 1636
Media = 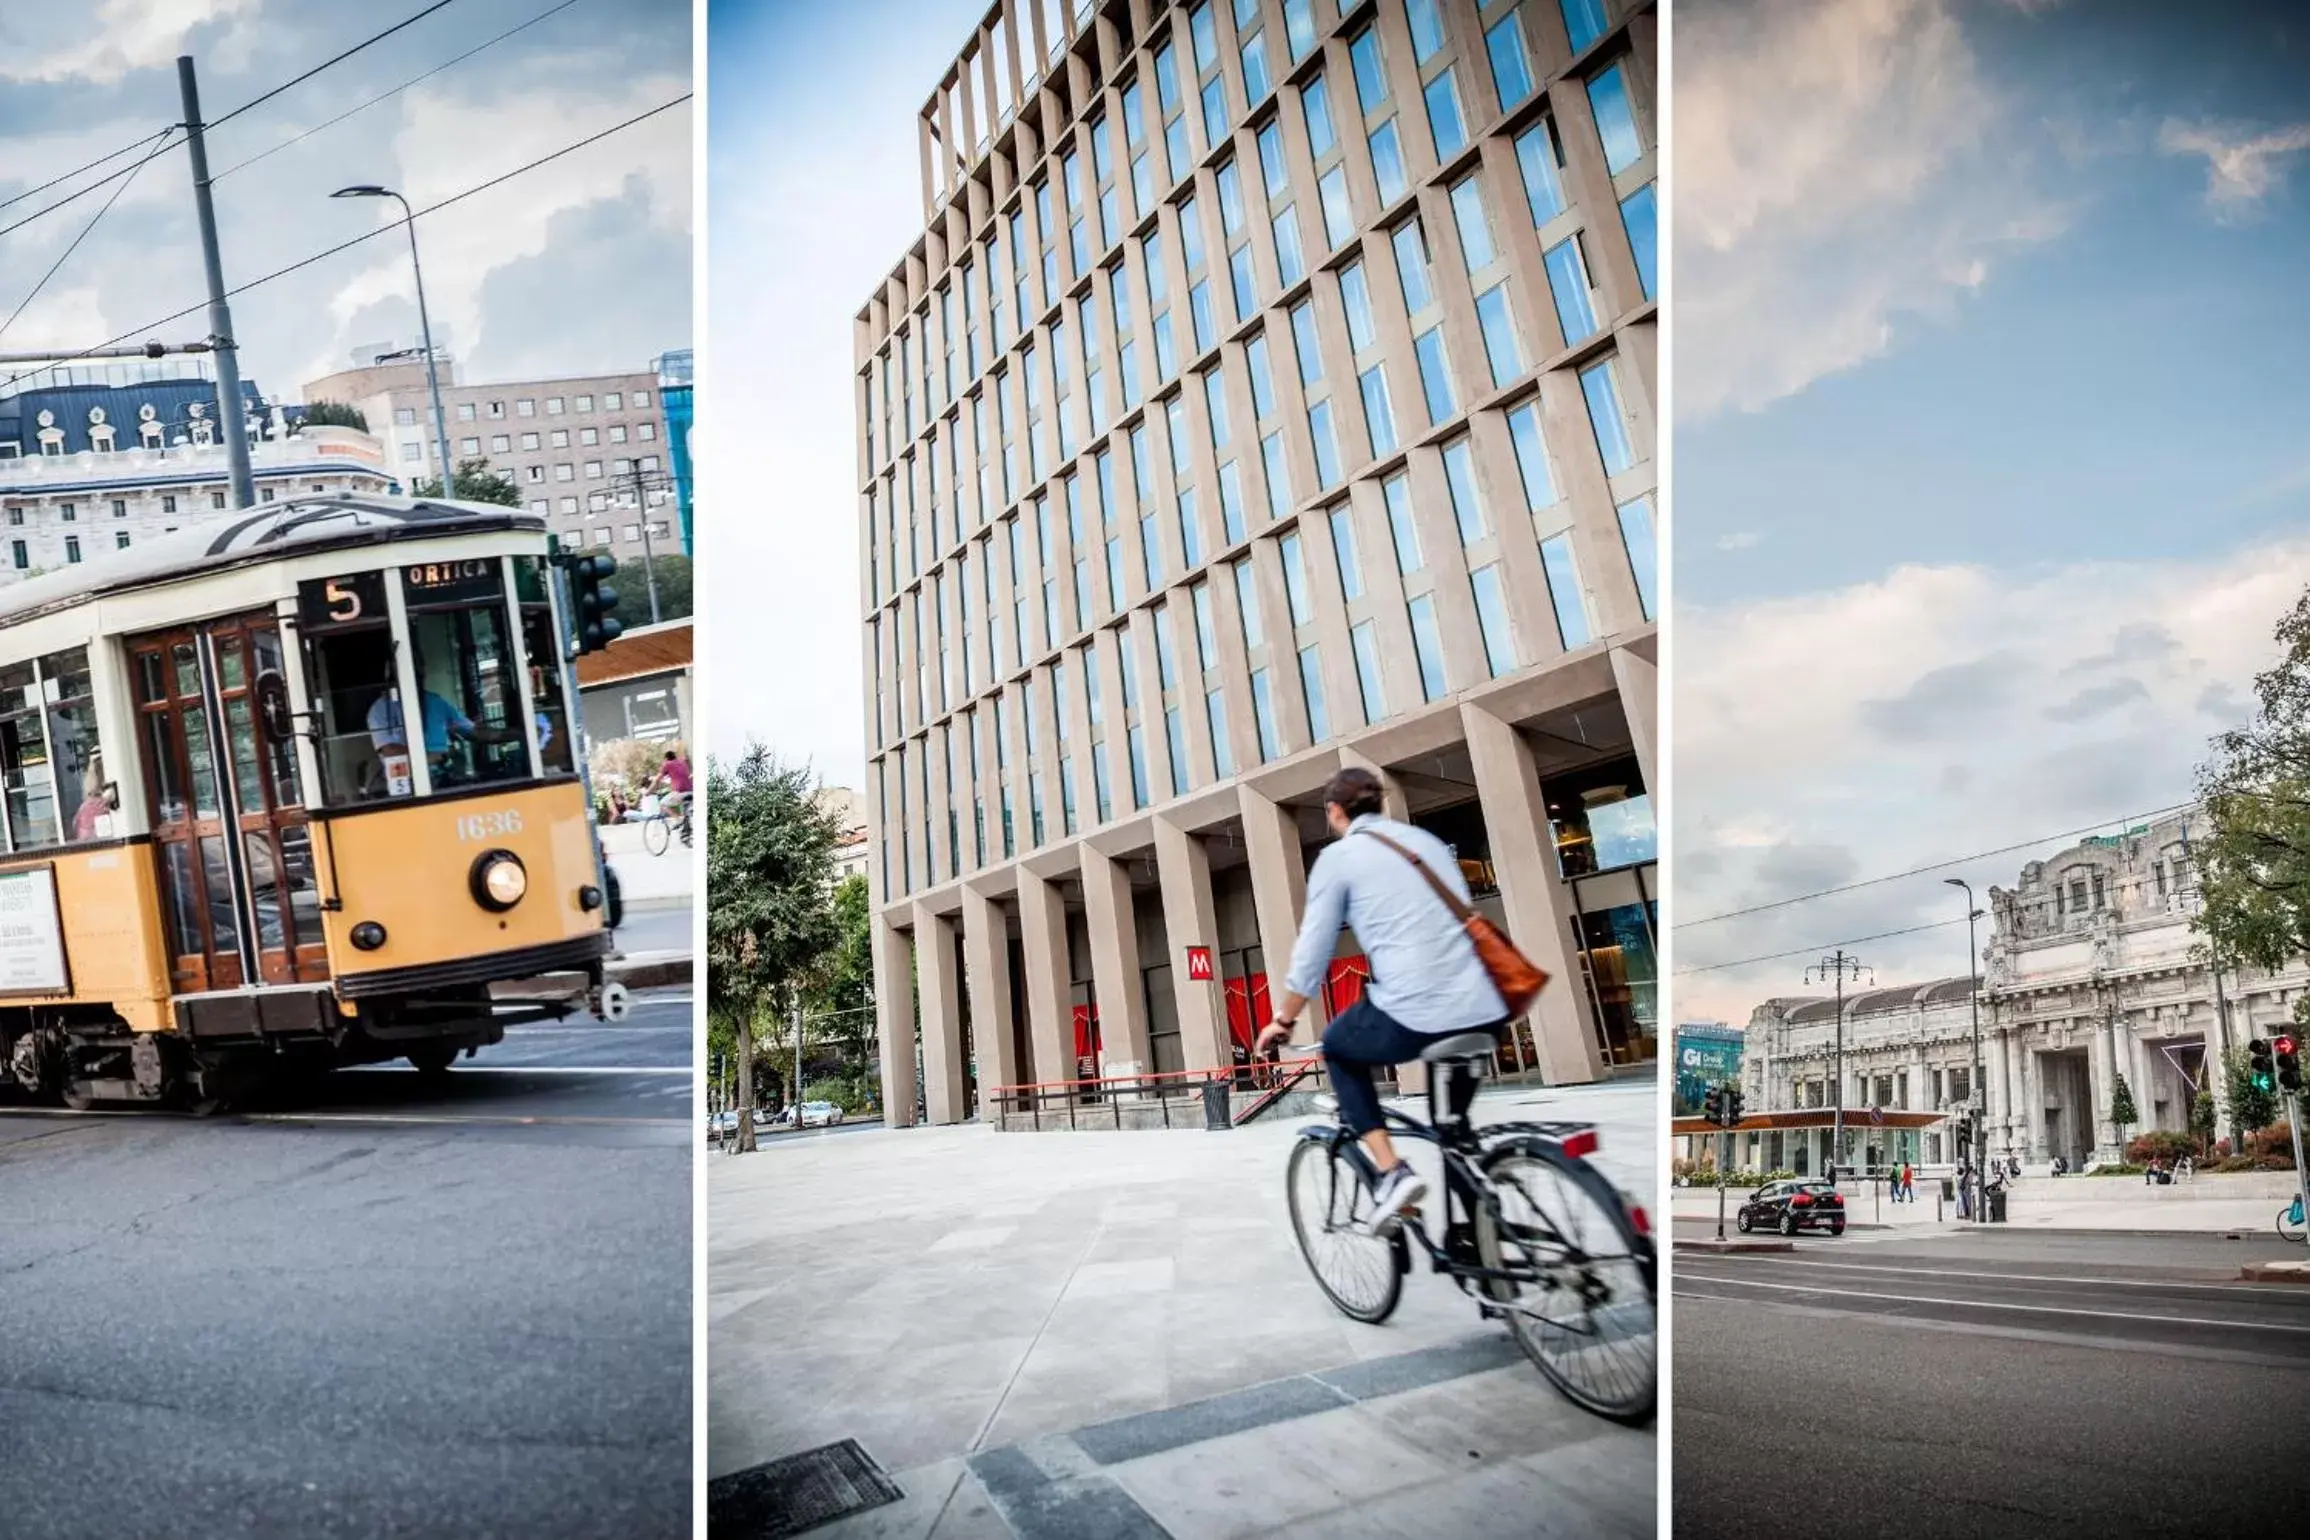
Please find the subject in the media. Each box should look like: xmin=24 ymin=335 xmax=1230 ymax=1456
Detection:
xmin=457 ymin=809 xmax=524 ymax=842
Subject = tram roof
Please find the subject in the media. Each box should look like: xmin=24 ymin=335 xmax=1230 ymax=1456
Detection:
xmin=0 ymin=493 xmax=545 ymax=630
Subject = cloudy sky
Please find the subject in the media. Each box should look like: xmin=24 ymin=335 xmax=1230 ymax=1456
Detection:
xmin=1673 ymin=0 xmax=2310 ymax=1022
xmin=703 ymin=0 xmax=986 ymax=788
xmin=0 ymin=0 xmax=690 ymax=402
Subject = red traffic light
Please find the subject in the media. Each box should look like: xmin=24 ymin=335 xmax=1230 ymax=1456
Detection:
xmin=2274 ymin=1035 xmax=2296 ymax=1057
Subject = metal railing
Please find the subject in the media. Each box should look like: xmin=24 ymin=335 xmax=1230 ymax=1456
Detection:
xmin=986 ymin=1064 xmax=1231 ymax=1130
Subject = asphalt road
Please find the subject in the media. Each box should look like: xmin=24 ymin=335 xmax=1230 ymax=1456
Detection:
xmin=0 ymin=991 xmax=694 ymax=1539
xmin=1674 ymin=1230 xmax=2308 ymax=1537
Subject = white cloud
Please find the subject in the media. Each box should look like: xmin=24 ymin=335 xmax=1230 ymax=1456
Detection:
xmin=1671 ymin=538 xmax=2306 ymax=1023
xmin=1716 ymin=531 xmax=1762 ymax=551
xmin=0 ymin=285 xmax=110 ymax=354
xmin=0 ymin=0 xmax=262 ymax=85
xmin=305 ymin=70 xmax=691 ymax=385
xmin=2159 ymin=118 xmax=2310 ymax=218
xmin=1675 ymin=0 xmax=2068 ymax=419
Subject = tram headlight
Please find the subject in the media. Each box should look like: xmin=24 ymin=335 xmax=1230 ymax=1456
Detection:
xmin=350 ymin=921 xmax=388 ymax=951
xmin=470 ymin=850 xmax=529 ymax=912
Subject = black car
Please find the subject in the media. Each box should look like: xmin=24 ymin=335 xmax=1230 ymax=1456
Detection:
xmin=1736 ymin=1179 xmax=1846 ymax=1237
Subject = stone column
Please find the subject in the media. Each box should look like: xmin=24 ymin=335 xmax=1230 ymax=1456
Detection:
xmin=872 ymin=913 xmax=918 ymax=1129
xmin=914 ymin=903 xmax=966 ymax=1126
xmin=1016 ymin=871 xmax=1072 ymax=1087
xmin=2093 ymin=1017 xmax=2119 ymax=1161
xmin=1078 ymin=844 xmax=1151 ymax=1077
xmin=1607 ymin=647 xmax=1658 ymax=801
xmin=960 ymin=885 xmax=1018 ymax=1095
xmin=1239 ymin=784 xmax=1324 ymax=1040
xmin=1153 ymin=814 xmax=1230 ymax=1073
xmin=1461 ymin=701 xmax=1607 ymax=1086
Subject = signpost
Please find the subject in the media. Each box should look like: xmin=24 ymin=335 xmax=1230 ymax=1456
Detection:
xmin=1185 ymin=946 xmax=1213 ymax=981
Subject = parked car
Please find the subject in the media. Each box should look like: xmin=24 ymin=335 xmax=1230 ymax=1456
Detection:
xmin=774 ymin=1100 xmax=845 ymax=1129
xmin=707 ymin=1111 xmax=738 ymax=1138
xmin=1736 ymin=1179 xmax=1846 ymax=1237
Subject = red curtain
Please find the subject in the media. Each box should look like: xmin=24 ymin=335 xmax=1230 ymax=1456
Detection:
xmin=1325 ymin=954 xmax=1371 ymax=1014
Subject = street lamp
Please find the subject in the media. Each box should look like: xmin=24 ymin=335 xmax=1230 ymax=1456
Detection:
xmin=333 ymin=185 xmax=451 ymax=496
xmin=1946 ymin=878 xmax=1987 ymax=1217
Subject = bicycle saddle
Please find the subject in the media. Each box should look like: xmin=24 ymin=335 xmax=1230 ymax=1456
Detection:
xmin=1418 ymin=1032 xmax=1499 ymax=1063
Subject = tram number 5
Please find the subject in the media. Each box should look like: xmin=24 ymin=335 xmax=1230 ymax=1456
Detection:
xmin=324 ymin=578 xmax=364 ymax=622
xmin=457 ymin=809 xmax=523 ymax=842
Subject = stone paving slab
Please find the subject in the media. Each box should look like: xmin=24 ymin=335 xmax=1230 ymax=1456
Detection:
xmin=709 ymin=1078 xmax=1657 ymax=1533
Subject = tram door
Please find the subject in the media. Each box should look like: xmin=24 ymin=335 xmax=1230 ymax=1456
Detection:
xmin=131 ymin=614 xmax=327 ymax=993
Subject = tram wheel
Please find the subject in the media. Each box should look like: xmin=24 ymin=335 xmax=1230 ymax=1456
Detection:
xmin=406 ymin=1046 xmax=458 ymax=1077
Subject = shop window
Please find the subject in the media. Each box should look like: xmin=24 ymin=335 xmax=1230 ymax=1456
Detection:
xmin=1544 ymin=755 xmax=1654 ymax=877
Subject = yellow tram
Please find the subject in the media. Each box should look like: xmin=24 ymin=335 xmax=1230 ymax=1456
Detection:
xmin=0 ymin=494 xmax=618 ymax=1111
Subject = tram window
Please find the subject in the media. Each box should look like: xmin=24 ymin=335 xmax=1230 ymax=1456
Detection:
xmin=403 ymin=562 xmax=528 ymax=790
xmin=0 ymin=647 xmax=96 ymax=850
xmin=514 ymin=556 xmax=575 ymax=776
xmin=0 ymin=663 xmax=57 ymax=847
xmin=299 ymin=572 xmax=409 ymax=808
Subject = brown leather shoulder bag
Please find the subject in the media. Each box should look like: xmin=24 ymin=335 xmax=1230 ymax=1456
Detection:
xmin=1358 ymin=829 xmax=1548 ymax=1020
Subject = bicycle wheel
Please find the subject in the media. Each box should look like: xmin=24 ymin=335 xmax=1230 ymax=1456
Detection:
xmin=2279 ymin=1200 xmax=2307 ymax=1244
xmin=643 ymin=814 xmax=670 ymax=857
xmin=1286 ymin=1136 xmax=1404 ymax=1324
xmin=1473 ymin=1139 xmax=1656 ymax=1423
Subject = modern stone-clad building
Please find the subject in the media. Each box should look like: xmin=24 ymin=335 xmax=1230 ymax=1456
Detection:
xmin=1737 ymin=810 xmax=2310 ymax=1172
xmin=859 ymin=0 xmax=1659 ymax=1124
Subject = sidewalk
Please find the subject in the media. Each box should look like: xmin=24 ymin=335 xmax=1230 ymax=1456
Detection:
xmin=709 ymin=1078 xmax=1657 ymax=1538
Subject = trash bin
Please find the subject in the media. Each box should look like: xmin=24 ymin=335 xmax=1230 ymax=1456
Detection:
xmin=1987 ymin=1187 xmax=2008 ymax=1223
xmin=1201 ymin=1077 xmax=1232 ymax=1131
xmin=1941 ymin=1177 xmax=1956 ymax=1203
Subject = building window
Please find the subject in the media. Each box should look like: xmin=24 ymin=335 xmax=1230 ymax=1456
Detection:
xmin=394 ymin=406 xmax=417 ymax=426
xmin=1384 ymin=472 xmax=1421 ymax=573
xmin=63 ymin=536 xmax=80 ymax=564
xmin=1414 ymin=328 xmax=1456 ymax=424
xmin=110 ymin=499 xmax=126 ymax=518
xmin=1474 ymin=285 xmax=1524 ymax=387
xmin=59 ymin=503 xmax=75 ymax=522
xmin=1516 ymin=119 xmax=1568 ymax=225
xmin=116 ymin=531 xmax=131 ymax=550
xmin=1540 ymin=532 xmax=1592 ymax=649
xmin=1621 ymin=183 xmax=1658 ymax=302
xmin=1350 ymin=26 xmax=1387 ymax=110
xmin=9 ymin=541 xmax=24 ymax=570
xmin=1424 ymin=69 xmax=1467 ymax=161
xmin=1488 ymin=10 xmax=1535 ymax=109
xmin=1330 ymin=505 xmax=1364 ymax=600
xmin=517 ymin=398 xmax=536 ymax=417
xmin=457 ymin=402 xmax=476 ymax=421
xmin=1441 ymin=437 xmax=1486 ymax=544
xmin=1206 ymin=688 xmax=1233 ymax=777
xmin=1580 ymin=358 xmax=1638 ymax=473
xmin=1298 ymin=643 xmax=1329 ymax=741
xmin=577 ymin=394 xmax=595 ymax=412
xmin=459 ymin=437 xmax=480 ymax=455
xmin=1360 ymin=366 xmax=1398 ymax=457
xmin=1562 ymin=0 xmax=1610 ymax=54
xmin=1544 ymin=237 xmax=1599 ymax=343
xmin=1470 ymin=564 xmax=1516 ymax=676
xmin=1350 ymin=619 xmax=1386 ymax=723
xmin=162 ymin=494 xmax=177 ymax=513
xmin=1587 ymin=62 xmax=1643 ymax=174
xmin=1617 ymin=494 xmax=1657 ymax=621
xmin=1407 ymin=594 xmax=1446 ymax=700
xmin=1369 ymin=118 xmax=1408 ymax=204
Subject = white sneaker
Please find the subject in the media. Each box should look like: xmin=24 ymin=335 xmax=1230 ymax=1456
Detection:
xmin=1368 ymin=1163 xmax=1428 ymax=1233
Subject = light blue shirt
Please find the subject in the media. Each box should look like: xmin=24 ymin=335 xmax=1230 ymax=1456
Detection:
xmin=366 ymin=689 xmax=474 ymax=757
xmin=1284 ymin=813 xmax=1508 ymax=1034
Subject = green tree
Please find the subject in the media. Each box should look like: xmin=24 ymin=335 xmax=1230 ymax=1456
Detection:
xmin=2107 ymin=1071 xmax=2138 ymax=1144
xmin=705 ymin=746 xmax=844 ymax=1152
xmin=624 ymin=551 xmax=693 ymax=624
xmin=2191 ymin=1084 xmax=2217 ymax=1152
xmin=301 ymin=399 xmax=369 ymax=432
xmin=809 ymin=873 xmax=873 ymax=1020
xmin=2222 ymin=1044 xmax=2281 ymax=1138
xmin=412 ymin=456 xmax=521 ymax=507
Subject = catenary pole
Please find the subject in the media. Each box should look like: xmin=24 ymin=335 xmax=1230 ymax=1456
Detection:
xmin=177 ymin=57 xmax=256 ymax=510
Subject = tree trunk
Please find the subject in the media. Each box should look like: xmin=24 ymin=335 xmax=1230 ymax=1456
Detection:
xmin=735 ymin=1008 xmax=758 ymax=1153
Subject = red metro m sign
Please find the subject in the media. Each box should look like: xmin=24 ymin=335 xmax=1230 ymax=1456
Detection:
xmin=1185 ymin=946 xmax=1214 ymax=982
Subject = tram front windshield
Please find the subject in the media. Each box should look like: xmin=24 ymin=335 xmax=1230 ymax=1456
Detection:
xmin=300 ymin=559 xmax=544 ymax=805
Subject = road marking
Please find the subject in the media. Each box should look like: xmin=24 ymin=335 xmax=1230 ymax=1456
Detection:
xmin=340 ymin=1065 xmax=691 ymax=1077
xmin=240 ymin=1111 xmax=693 ymax=1128
xmin=1708 ymin=1255 xmax=2309 ymax=1298
xmin=1670 ymin=1270 xmax=2310 ymax=1333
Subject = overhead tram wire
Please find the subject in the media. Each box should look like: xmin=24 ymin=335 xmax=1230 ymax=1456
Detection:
xmin=1673 ymin=918 xmax=1970 ymax=979
xmin=0 ymin=131 xmax=189 ymax=244
xmin=1671 ymin=801 xmax=2196 ymax=930
xmin=205 ymin=0 xmax=466 ymax=130
xmin=0 ymin=129 xmax=181 ymax=349
xmin=211 ymin=0 xmax=588 ymax=183
xmin=0 ymin=125 xmax=175 ymax=214
xmin=0 ymin=92 xmax=694 ymax=395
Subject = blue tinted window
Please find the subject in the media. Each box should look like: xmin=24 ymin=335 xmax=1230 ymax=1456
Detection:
xmin=1621 ymin=183 xmax=1658 ymax=301
xmin=1541 ymin=533 xmax=1591 ymax=649
xmin=1587 ymin=65 xmax=1641 ymax=174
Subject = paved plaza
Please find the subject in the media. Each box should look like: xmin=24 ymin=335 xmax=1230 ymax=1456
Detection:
xmin=709 ymin=1078 xmax=1657 ymax=1538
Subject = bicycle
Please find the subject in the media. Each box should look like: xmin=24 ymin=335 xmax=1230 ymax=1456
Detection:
xmin=641 ymin=801 xmax=692 ymax=856
xmin=1282 ymin=1034 xmax=1657 ymax=1423
xmin=2279 ymin=1194 xmax=2306 ymax=1244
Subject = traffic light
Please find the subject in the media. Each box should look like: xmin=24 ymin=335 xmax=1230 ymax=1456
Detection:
xmin=1722 ymin=1086 xmax=1745 ymax=1128
xmin=2276 ymin=1034 xmax=2302 ymax=1095
xmin=563 ymin=552 xmax=623 ymax=653
xmin=1701 ymin=1085 xmax=1723 ymax=1125
xmin=2248 ymin=1038 xmax=2276 ymax=1095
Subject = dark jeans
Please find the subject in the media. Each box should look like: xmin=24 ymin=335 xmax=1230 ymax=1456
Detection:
xmin=1321 ymin=997 xmax=1498 ymax=1138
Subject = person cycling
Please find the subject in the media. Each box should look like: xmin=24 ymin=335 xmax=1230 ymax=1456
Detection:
xmin=649 ymin=748 xmax=692 ymax=835
xmin=1254 ymin=767 xmax=1507 ymax=1233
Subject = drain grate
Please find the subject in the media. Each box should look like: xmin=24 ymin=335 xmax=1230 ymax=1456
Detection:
xmin=708 ymin=1438 xmax=904 ymax=1539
